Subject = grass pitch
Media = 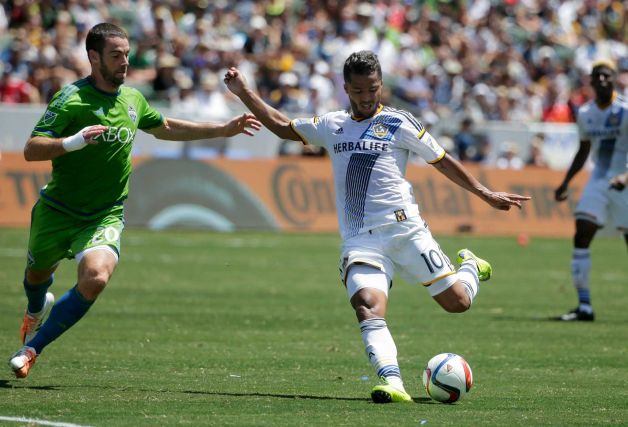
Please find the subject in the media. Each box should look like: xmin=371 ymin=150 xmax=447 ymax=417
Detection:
xmin=1 ymin=228 xmax=627 ymax=426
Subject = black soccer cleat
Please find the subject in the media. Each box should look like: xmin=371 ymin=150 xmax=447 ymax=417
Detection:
xmin=551 ymin=307 xmax=595 ymax=322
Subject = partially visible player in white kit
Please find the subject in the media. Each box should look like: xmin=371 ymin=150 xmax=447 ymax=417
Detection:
xmin=225 ymin=50 xmax=530 ymax=403
xmin=553 ymin=59 xmax=628 ymax=322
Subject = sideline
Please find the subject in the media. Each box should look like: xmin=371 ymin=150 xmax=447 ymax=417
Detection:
xmin=0 ymin=416 xmax=93 ymax=427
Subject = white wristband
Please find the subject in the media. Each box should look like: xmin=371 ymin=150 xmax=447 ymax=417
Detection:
xmin=62 ymin=131 xmax=87 ymax=152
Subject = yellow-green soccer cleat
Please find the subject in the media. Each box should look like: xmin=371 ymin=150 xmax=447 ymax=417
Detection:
xmin=371 ymin=382 xmax=412 ymax=403
xmin=457 ymin=249 xmax=492 ymax=281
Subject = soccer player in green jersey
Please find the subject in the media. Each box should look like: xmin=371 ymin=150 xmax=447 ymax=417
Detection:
xmin=8 ymin=22 xmax=261 ymax=378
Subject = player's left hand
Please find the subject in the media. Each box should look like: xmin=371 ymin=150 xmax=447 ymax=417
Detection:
xmin=485 ymin=191 xmax=531 ymax=210
xmin=223 ymin=113 xmax=262 ymax=137
xmin=609 ymin=172 xmax=627 ymax=191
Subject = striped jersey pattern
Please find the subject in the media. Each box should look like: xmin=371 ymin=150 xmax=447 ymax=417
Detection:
xmin=576 ymin=94 xmax=628 ymax=179
xmin=290 ymin=105 xmax=445 ymax=240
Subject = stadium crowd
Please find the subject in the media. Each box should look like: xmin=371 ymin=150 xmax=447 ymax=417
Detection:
xmin=1 ymin=0 xmax=627 ymax=153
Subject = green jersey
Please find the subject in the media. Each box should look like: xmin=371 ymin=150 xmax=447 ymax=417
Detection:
xmin=31 ymin=77 xmax=164 ymax=219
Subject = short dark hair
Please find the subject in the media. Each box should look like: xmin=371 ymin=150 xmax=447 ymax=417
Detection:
xmin=86 ymin=23 xmax=127 ymax=55
xmin=343 ymin=50 xmax=382 ymax=83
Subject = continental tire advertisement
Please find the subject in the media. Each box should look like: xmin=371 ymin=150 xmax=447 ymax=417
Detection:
xmin=0 ymin=152 xmax=587 ymax=237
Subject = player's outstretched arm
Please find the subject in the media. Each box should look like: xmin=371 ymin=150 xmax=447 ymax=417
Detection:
xmin=224 ymin=67 xmax=301 ymax=141
xmin=432 ymin=153 xmax=530 ymax=211
xmin=555 ymin=139 xmax=591 ymax=201
xmin=145 ymin=114 xmax=262 ymax=141
xmin=24 ymin=125 xmax=108 ymax=161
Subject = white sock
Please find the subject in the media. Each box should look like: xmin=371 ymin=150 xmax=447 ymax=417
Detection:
xmin=457 ymin=261 xmax=479 ymax=304
xmin=572 ymin=248 xmax=592 ymax=307
xmin=571 ymin=248 xmax=591 ymax=288
xmin=359 ymin=318 xmax=405 ymax=390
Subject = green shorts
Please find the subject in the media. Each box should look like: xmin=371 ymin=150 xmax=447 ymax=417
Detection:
xmin=27 ymin=201 xmax=125 ymax=271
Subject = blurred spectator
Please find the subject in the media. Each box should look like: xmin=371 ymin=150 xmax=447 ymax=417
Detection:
xmin=0 ymin=70 xmax=39 ymax=103
xmin=243 ymin=15 xmax=270 ymax=57
xmin=470 ymin=137 xmax=491 ymax=164
xmin=453 ymin=117 xmax=477 ymax=162
xmin=152 ymin=53 xmax=181 ymax=102
xmin=0 ymin=0 xmax=626 ymax=148
xmin=526 ymin=133 xmax=548 ymax=168
xmin=270 ymin=71 xmax=307 ymax=113
xmin=394 ymin=66 xmax=430 ymax=110
xmin=496 ymin=142 xmax=524 ymax=170
xmin=542 ymin=79 xmax=575 ymax=123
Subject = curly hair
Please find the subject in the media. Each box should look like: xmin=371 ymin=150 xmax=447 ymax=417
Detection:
xmin=343 ymin=50 xmax=382 ymax=83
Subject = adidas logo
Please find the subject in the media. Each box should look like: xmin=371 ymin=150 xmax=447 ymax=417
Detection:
xmin=333 ymin=127 xmax=344 ymax=135
xmin=92 ymin=107 xmax=105 ymax=118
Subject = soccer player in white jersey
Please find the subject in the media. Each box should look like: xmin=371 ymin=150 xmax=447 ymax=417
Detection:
xmin=553 ymin=59 xmax=628 ymax=321
xmin=225 ymin=50 xmax=530 ymax=403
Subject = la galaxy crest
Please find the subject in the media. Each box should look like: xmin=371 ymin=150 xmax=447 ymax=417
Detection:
xmin=372 ymin=122 xmax=389 ymax=139
xmin=128 ymin=105 xmax=137 ymax=124
xmin=605 ymin=108 xmax=623 ymax=127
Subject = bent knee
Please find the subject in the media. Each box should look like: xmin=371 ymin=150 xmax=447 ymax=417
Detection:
xmin=355 ymin=303 xmax=380 ymax=319
xmin=351 ymin=288 xmax=387 ymax=320
xmin=434 ymin=288 xmax=472 ymax=313
xmin=79 ymin=268 xmax=110 ymax=297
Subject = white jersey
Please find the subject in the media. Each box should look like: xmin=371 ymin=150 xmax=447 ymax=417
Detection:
xmin=291 ymin=105 xmax=445 ymax=240
xmin=577 ymin=94 xmax=628 ymax=180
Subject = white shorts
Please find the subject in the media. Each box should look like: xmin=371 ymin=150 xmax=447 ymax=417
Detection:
xmin=339 ymin=216 xmax=458 ymax=297
xmin=575 ymin=178 xmax=628 ymax=231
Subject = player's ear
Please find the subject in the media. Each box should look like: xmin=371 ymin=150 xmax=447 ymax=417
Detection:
xmin=87 ymin=49 xmax=99 ymax=64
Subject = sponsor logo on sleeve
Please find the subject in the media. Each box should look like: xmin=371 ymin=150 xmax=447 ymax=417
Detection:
xmin=41 ymin=110 xmax=58 ymax=126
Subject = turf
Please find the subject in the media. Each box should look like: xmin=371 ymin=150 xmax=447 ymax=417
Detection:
xmin=1 ymin=228 xmax=627 ymax=426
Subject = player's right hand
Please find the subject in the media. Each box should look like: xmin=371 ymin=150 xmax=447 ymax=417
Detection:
xmin=223 ymin=67 xmax=248 ymax=96
xmin=62 ymin=125 xmax=108 ymax=152
xmin=554 ymin=183 xmax=568 ymax=202
xmin=82 ymin=125 xmax=108 ymax=145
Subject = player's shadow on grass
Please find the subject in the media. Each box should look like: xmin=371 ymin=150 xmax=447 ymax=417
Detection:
xmin=0 ymin=379 xmax=58 ymax=390
xmin=187 ymin=390 xmax=433 ymax=404
xmin=0 ymin=380 xmax=433 ymax=404
xmin=490 ymin=314 xmax=572 ymax=322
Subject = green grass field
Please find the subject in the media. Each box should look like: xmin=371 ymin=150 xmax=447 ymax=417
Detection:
xmin=1 ymin=228 xmax=627 ymax=426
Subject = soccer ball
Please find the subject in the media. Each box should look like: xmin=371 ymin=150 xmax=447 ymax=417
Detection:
xmin=422 ymin=353 xmax=473 ymax=403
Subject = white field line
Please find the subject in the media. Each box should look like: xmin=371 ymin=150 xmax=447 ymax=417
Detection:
xmin=0 ymin=415 xmax=93 ymax=427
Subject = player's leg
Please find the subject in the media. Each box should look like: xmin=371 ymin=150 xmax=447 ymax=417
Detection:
xmin=21 ymin=202 xmax=72 ymax=342
xmin=11 ymin=210 xmax=123 ymax=378
xmin=26 ymin=215 xmax=123 ymax=356
xmin=27 ymin=248 xmax=118 ymax=353
xmin=346 ymin=264 xmax=411 ymax=403
xmin=392 ymin=218 xmax=490 ymax=313
xmin=554 ymin=180 xmax=609 ymax=321
xmin=22 ymin=267 xmax=57 ymax=344
xmin=552 ymin=218 xmax=598 ymax=321
xmin=432 ymin=248 xmax=492 ymax=313
xmin=10 ymin=202 xmax=71 ymax=377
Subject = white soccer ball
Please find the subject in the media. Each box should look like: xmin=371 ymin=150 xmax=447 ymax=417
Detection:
xmin=422 ymin=353 xmax=473 ymax=403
